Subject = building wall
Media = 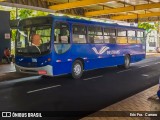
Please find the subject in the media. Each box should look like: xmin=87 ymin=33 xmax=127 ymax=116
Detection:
xmin=146 ymin=22 xmax=160 ymax=52
xmin=146 ymin=30 xmax=158 ymax=52
xmin=0 ymin=11 xmax=10 ymax=60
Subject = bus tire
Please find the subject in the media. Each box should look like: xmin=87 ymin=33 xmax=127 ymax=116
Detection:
xmin=124 ymin=55 xmax=130 ymax=69
xmin=41 ymin=75 xmax=52 ymax=79
xmin=117 ymin=65 xmax=123 ymax=68
xmin=72 ymin=60 xmax=83 ymax=79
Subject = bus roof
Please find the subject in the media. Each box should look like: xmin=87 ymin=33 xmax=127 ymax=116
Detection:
xmin=50 ymin=15 xmax=144 ymax=31
xmin=19 ymin=15 xmax=144 ymax=31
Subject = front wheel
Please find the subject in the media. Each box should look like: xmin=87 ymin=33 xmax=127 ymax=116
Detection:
xmin=72 ymin=60 xmax=83 ymax=79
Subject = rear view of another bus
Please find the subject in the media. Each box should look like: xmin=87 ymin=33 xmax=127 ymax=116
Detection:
xmin=15 ymin=16 xmax=54 ymax=76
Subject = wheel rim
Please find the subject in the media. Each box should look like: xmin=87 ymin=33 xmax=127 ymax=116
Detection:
xmin=73 ymin=63 xmax=82 ymax=76
xmin=125 ymin=57 xmax=130 ymax=67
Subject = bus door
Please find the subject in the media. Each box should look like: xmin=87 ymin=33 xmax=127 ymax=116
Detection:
xmin=53 ymin=22 xmax=72 ymax=75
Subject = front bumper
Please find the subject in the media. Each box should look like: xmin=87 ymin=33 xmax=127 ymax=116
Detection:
xmin=15 ymin=64 xmax=53 ymax=76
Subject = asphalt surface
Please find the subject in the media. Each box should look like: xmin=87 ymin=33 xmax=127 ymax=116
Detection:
xmin=0 ymin=57 xmax=160 ymax=120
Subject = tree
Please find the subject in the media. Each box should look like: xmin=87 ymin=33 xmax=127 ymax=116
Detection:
xmin=138 ymin=22 xmax=160 ymax=52
xmin=138 ymin=22 xmax=158 ymax=35
xmin=18 ymin=9 xmax=33 ymax=19
xmin=18 ymin=9 xmax=49 ymax=19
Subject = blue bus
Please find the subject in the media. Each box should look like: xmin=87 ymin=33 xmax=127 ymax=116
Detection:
xmin=15 ymin=15 xmax=146 ymax=79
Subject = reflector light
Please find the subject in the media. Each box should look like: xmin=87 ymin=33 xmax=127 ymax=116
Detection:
xmin=38 ymin=70 xmax=47 ymax=75
xmin=68 ymin=59 xmax=72 ymax=61
xmin=48 ymin=58 xmax=51 ymax=62
xmin=56 ymin=60 xmax=61 ymax=62
xmin=98 ymin=56 xmax=102 ymax=58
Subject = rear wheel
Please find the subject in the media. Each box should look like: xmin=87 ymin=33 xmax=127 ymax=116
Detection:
xmin=117 ymin=55 xmax=130 ymax=69
xmin=41 ymin=75 xmax=52 ymax=79
xmin=124 ymin=55 xmax=130 ymax=69
xmin=72 ymin=60 xmax=83 ymax=79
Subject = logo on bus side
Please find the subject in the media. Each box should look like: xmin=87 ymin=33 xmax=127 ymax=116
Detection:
xmin=92 ymin=46 xmax=110 ymax=55
xmin=92 ymin=46 xmax=120 ymax=55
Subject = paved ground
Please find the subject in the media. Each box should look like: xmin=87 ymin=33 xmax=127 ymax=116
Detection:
xmin=81 ymin=85 xmax=159 ymax=120
xmin=146 ymin=53 xmax=160 ymax=58
xmin=0 ymin=63 xmax=15 ymax=74
xmin=0 ymin=56 xmax=160 ymax=120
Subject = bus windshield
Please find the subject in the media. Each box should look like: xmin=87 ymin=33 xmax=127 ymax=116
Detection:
xmin=16 ymin=17 xmax=52 ymax=56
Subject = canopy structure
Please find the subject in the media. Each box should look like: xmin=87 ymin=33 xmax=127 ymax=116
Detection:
xmin=0 ymin=0 xmax=159 ymax=22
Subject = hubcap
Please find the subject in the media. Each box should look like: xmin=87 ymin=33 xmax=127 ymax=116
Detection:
xmin=74 ymin=63 xmax=82 ymax=75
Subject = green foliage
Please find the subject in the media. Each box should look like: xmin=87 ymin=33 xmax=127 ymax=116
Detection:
xmin=11 ymin=30 xmax=16 ymax=41
xmin=17 ymin=8 xmax=49 ymax=19
xmin=32 ymin=11 xmax=49 ymax=17
xmin=10 ymin=9 xmax=16 ymax=20
xmin=18 ymin=9 xmax=33 ymax=19
xmin=138 ymin=22 xmax=158 ymax=33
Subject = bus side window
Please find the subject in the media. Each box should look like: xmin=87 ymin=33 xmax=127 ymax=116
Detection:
xmin=72 ymin=24 xmax=87 ymax=43
xmin=54 ymin=29 xmax=60 ymax=43
xmin=54 ymin=22 xmax=70 ymax=44
xmin=88 ymin=26 xmax=103 ymax=44
xmin=137 ymin=31 xmax=144 ymax=44
xmin=117 ymin=29 xmax=127 ymax=44
xmin=128 ymin=30 xmax=136 ymax=44
xmin=94 ymin=26 xmax=103 ymax=43
xmin=89 ymin=36 xmax=94 ymax=43
xmin=54 ymin=22 xmax=71 ymax=54
xmin=60 ymin=28 xmax=69 ymax=43
xmin=88 ymin=26 xmax=95 ymax=43
xmin=104 ymin=28 xmax=116 ymax=44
